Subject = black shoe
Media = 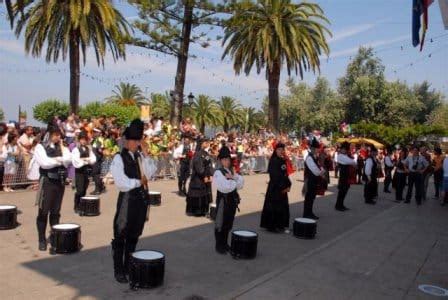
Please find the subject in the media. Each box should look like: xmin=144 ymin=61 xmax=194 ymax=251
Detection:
xmin=384 ymin=190 xmax=391 ymax=193
xmin=215 ymin=246 xmax=228 ymax=255
xmin=38 ymin=240 xmax=47 ymax=251
xmin=90 ymin=190 xmax=101 ymax=195
xmin=404 ymin=200 xmax=410 ymax=204
xmin=394 ymin=199 xmax=402 ymax=203
xmin=114 ymin=272 xmax=128 ymax=284
xmin=304 ymin=214 xmax=319 ymax=220
xmin=365 ymin=200 xmax=376 ymax=205
xmin=335 ymin=206 xmax=349 ymax=211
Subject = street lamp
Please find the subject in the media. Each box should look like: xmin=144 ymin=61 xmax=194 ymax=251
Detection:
xmin=187 ymin=92 xmax=195 ymax=105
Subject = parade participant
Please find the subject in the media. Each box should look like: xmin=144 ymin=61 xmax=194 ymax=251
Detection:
xmin=394 ymin=148 xmax=409 ymax=202
xmin=335 ymin=142 xmax=357 ymax=211
xmin=404 ymin=146 xmax=429 ymax=205
xmin=110 ymin=119 xmax=156 ymax=283
xmin=173 ymin=135 xmax=193 ymax=196
xmin=213 ymin=146 xmax=244 ymax=254
xmin=260 ymin=143 xmax=291 ymax=233
xmin=71 ymin=131 xmax=96 ymax=214
xmin=186 ymin=137 xmax=214 ymax=216
xmin=433 ymin=147 xmax=444 ymax=199
xmin=90 ymin=128 xmax=106 ymax=195
xmin=34 ymin=126 xmax=71 ymax=251
xmin=420 ymin=146 xmax=433 ymax=201
xmin=302 ymin=138 xmax=325 ymax=219
xmin=383 ymin=147 xmax=395 ymax=193
xmin=364 ymin=146 xmax=379 ymax=205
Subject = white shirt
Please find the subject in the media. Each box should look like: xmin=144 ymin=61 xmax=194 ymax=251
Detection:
xmin=144 ymin=128 xmax=154 ymax=137
xmin=443 ymin=156 xmax=448 ymax=178
xmin=384 ymin=156 xmax=394 ymax=167
xmin=173 ymin=144 xmax=188 ymax=160
xmin=71 ymin=146 xmax=97 ymax=168
xmin=405 ymin=155 xmax=429 ymax=172
xmin=18 ymin=133 xmax=33 ymax=154
xmin=337 ymin=153 xmax=357 ymax=166
xmin=110 ymin=152 xmax=156 ymax=192
xmin=305 ymin=154 xmax=322 ymax=176
xmin=34 ymin=143 xmax=72 ymax=169
xmin=364 ymin=157 xmax=375 ymax=177
xmin=0 ymin=145 xmax=7 ymax=162
xmin=333 ymin=152 xmax=338 ymax=163
xmin=213 ymin=168 xmax=244 ymax=194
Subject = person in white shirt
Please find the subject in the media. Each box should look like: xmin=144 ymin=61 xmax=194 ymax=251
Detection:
xmin=364 ymin=147 xmax=379 ymax=205
xmin=173 ymin=135 xmax=193 ymax=196
xmin=335 ymin=142 xmax=357 ymax=211
xmin=34 ymin=126 xmax=72 ymax=251
xmin=110 ymin=119 xmax=156 ymax=284
xmin=383 ymin=147 xmax=395 ymax=193
xmin=71 ymin=131 xmax=96 ymax=214
xmin=404 ymin=146 xmax=429 ymax=205
xmin=213 ymin=145 xmax=244 ymax=254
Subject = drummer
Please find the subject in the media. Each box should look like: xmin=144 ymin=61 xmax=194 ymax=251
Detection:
xmin=213 ymin=146 xmax=244 ymax=254
xmin=335 ymin=142 xmax=357 ymax=211
xmin=110 ymin=119 xmax=156 ymax=284
xmin=71 ymin=130 xmax=96 ymax=214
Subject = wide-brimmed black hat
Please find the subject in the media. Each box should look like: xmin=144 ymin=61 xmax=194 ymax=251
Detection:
xmin=218 ymin=146 xmax=231 ymax=159
xmin=78 ymin=130 xmax=88 ymax=140
xmin=275 ymin=142 xmax=286 ymax=150
xmin=340 ymin=141 xmax=350 ymax=151
xmin=124 ymin=119 xmax=144 ymax=140
xmin=310 ymin=138 xmax=320 ymax=149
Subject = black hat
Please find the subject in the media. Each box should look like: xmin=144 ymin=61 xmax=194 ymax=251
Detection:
xmin=78 ymin=130 xmax=88 ymax=140
xmin=370 ymin=146 xmax=378 ymax=153
xmin=124 ymin=119 xmax=144 ymax=140
xmin=48 ymin=124 xmax=62 ymax=136
xmin=275 ymin=142 xmax=286 ymax=150
xmin=218 ymin=146 xmax=231 ymax=159
xmin=340 ymin=141 xmax=350 ymax=151
xmin=310 ymin=138 xmax=320 ymax=149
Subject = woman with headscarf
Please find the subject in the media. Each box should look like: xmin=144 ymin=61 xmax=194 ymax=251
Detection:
xmin=186 ymin=137 xmax=214 ymax=216
xmin=260 ymin=143 xmax=292 ymax=233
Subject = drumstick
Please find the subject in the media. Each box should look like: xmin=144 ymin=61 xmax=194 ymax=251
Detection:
xmin=137 ymin=156 xmax=151 ymax=222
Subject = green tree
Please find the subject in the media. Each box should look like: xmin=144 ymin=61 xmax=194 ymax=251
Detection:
xmin=106 ymin=83 xmax=148 ymax=106
xmin=428 ymin=103 xmax=448 ymax=130
xmin=79 ymin=101 xmax=104 ymax=119
xmin=222 ymin=0 xmax=330 ymax=132
xmin=100 ymin=103 xmax=140 ymax=126
xmin=216 ymin=96 xmax=243 ymax=132
xmin=413 ymin=81 xmax=444 ymax=123
xmin=150 ymin=93 xmax=171 ymax=120
xmin=0 ymin=107 xmax=4 ymax=122
xmin=241 ymin=107 xmax=266 ymax=133
xmin=14 ymin=0 xmax=130 ymax=114
xmin=129 ymin=0 xmax=230 ymax=125
xmin=187 ymin=95 xmax=221 ymax=134
xmin=33 ymin=99 xmax=70 ymax=124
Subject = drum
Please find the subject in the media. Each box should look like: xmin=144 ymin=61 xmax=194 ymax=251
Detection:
xmin=148 ymin=191 xmax=161 ymax=206
xmin=0 ymin=205 xmax=17 ymax=230
xmin=50 ymin=223 xmax=81 ymax=254
xmin=293 ymin=218 xmax=317 ymax=239
xmin=79 ymin=196 xmax=100 ymax=216
xmin=208 ymin=203 xmax=217 ymax=221
xmin=230 ymin=230 xmax=258 ymax=259
xmin=129 ymin=250 xmax=165 ymax=289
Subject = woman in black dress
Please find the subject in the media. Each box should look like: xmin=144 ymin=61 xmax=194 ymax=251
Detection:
xmin=260 ymin=143 xmax=292 ymax=233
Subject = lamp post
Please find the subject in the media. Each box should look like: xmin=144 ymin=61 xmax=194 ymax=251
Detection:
xmin=187 ymin=92 xmax=195 ymax=105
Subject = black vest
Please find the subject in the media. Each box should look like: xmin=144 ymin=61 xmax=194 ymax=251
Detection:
xmin=364 ymin=157 xmax=378 ymax=181
xmin=216 ymin=168 xmax=240 ymax=204
xmin=120 ymin=149 xmax=142 ymax=181
xmin=304 ymin=152 xmax=319 ymax=182
xmin=75 ymin=145 xmax=92 ymax=173
xmin=79 ymin=145 xmax=90 ymax=158
xmin=39 ymin=143 xmax=67 ymax=180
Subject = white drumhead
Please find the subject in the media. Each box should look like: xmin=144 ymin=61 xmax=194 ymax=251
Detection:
xmin=148 ymin=191 xmax=161 ymax=195
xmin=81 ymin=196 xmax=99 ymax=200
xmin=132 ymin=250 xmax=164 ymax=260
xmin=0 ymin=205 xmax=16 ymax=210
xmin=295 ymin=218 xmax=316 ymax=224
xmin=234 ymin=230 xmax=257 ymax=237
xmin=53 ymin=223 xmax=80 ymax=230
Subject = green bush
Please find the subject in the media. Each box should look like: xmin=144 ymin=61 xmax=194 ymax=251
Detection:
xmin=33 ymin=99 xmax=69 ymax=124
xmin=0 ymin=107 xmax=4 ymax=122
xmin=79 ymin=102 xmax=104 ymax=119
xmin=100 ymin=103 xmax=140 ymax=126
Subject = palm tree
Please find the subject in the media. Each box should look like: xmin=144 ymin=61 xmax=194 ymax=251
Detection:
xmin=216 ymin=96 xmax=243 ymax=132
xmin=241 ymin=107 xmax=266 ymax=133
xmin=14 ymin=0 xmax=130 ymax=114
xmin=150 ymin=92 xmax=171 ymax=120
xmin=106 ymin=82 xmax=148 ymax=106
xmin=222 ymin=0 xmax=331 ymax=132
xmin=188 ymin=95 xmax=221 ymax=134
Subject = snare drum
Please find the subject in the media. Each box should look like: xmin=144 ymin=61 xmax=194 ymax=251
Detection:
xmin=50 ymin=223 xmax=81 ymax=254
xmin=293 ymin=218 xmax=317 ymax=239
xmin=129 ymin=250 xmax=165 ymax=289
xmin=208 ymin=203 xmax=217 ymax=221
xmin=79 ymin=196 xmax=100 ymax=216
xmin=0 ymin=205 xmax=18 ymax=230
xmin=148 ymin=191 xmax=161 ymax=206
xmin=231 ymin=230 xmax=258 ymax=259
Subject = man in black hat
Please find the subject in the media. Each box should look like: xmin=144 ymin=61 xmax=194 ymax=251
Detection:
xmin=90 ymin=128 xmax=106 ymax=195
xmin=110 ymin=119 xmax=156 ymax=283
xmin=71 ymin=130 xmax=96 ymax=214
xmin=34 ymin=126 xmax=72 ymax=251
xmin=173 ymin=134 xmax=193 ymax=196
xmin=363 ymin=146 xmax=379 ymax=204
xmin=335 ymin=141 xmax=357 ymax=211
xmin=302 ymin=138 xmax=325 ymax=219
xmin=213 ymin=145 xmax=244 ymax=254
xmin=186 ymin=137 xmax=214 ymax=216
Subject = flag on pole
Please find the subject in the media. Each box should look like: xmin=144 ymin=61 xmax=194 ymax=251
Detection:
xmin=413 ymin=0 xmax=435 ymax=50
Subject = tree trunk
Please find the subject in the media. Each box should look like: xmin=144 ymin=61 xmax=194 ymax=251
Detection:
xmin=69 ymin=30 xmax=80 ymax=114
xmin=267 ymin=60 xmax=281 ymax=133
xmin=200 ymin=121 xmax=205 ymax=134
xmin=171 ymin=0 xmax=194 ymax=126
xmin=223 ymin=119 xmax=229 ymax=133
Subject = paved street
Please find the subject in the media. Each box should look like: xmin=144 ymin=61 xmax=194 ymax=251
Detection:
xmin=0 ymin=173 xmax=446 ymax=299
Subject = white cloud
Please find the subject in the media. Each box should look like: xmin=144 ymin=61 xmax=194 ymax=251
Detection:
xmin=329 ymin=23 xmax=376 ymax=44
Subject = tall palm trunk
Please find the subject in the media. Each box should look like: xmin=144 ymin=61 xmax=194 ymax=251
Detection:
xmin=267 ymin=59 xmax=281 ymax=133
xmin=200 ymin=121 xmax=205 ymax=134
xmin=223 ymin=119 xmax=229 ymax=133
xmin=170 ymin=0 xmax=193 ymax=126
xmin=69 ymin=30 xmax=80 ymax=114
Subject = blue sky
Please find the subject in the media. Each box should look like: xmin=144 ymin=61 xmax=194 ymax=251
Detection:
xmin=0 ymin=0 xmax=447 ymax=125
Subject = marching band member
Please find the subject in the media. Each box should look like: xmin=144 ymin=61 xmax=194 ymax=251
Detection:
xmin=71 ymin=130 xmax=96 ymax=214
xmin=110 ymin=119 xmax=156 ymax=283
xmin=404 ymin=146 xmax=429 ymax=205
xmin=213 ymin=146 xmax=244 ymax=254
xmin=364 ymin=147 xmax=379 ymax=205
xmin=34 ymin=126 xmax=72 ymax=251
xmin=335 ymin=142 xmax=357 ymax=211
xmin=173 ymin=135 xmax=193 ymax=196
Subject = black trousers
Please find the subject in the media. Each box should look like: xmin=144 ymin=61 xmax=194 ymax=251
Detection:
xmin=74 ymin=171 xmax=89 ymax=210
xmin=215 ymin=196 xmax=237 ymax=252
xmin=177 ymin=162 xmax=190 ymax=193
xmin=364 ymin=179 xmax=378 ymax=202
xmin=336 ymin=183 xmax=350 ymax=208
xmin=0 ymin=164 xmax=4 ymax=190
xmin=384 ymin=168 xmax=393 ymax=191
xmin=303 ymin=184 xmax=317 ymax=217
xmin=334 ymin=164 xmax=339 ymax=178
xmin=395 ymin=172 xmax=407 ymax=200
xmin=92 ymin=158 xmax=104 ymax=192
xmin=406 ymin=172 xmax=423 ymax=204
xmin=36 ymin=177 xmax=65 ymax=242
xmin=434 ymin=170 xmax=443 ymax=197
